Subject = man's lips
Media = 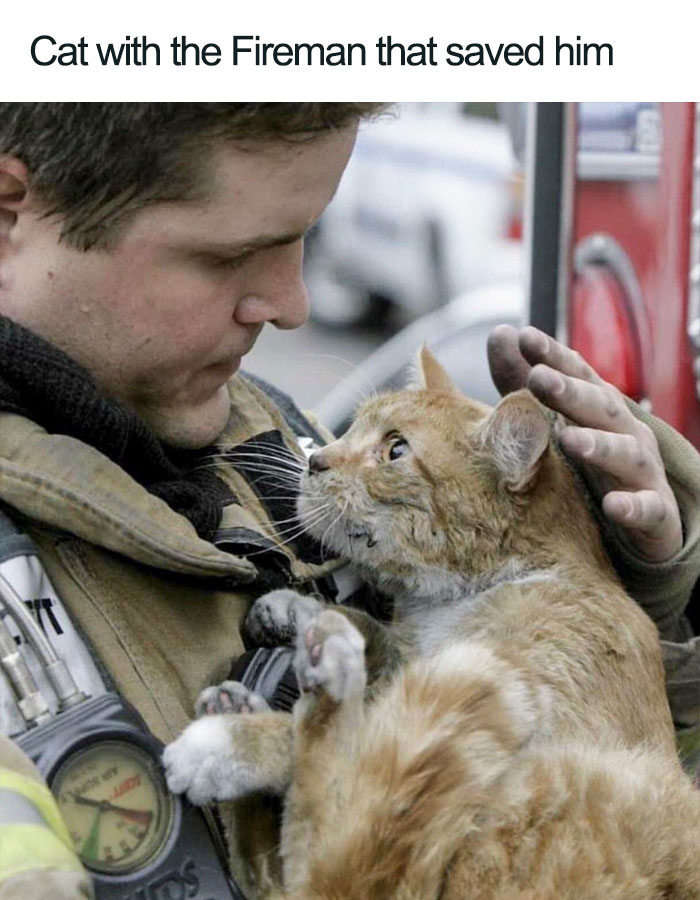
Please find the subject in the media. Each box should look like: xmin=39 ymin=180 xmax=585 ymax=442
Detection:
xmin=202 ymin=357 xmax=242 ymax=381
xmin=201 ymin=331 xmax=260 ymax=385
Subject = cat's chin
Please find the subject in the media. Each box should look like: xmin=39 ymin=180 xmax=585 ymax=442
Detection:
xmin=347 ymin=528 xmax=378 ymax=549
xmin=298 ymin=499 xmax=379 ymax=561
xmin=321 ymin=527 xmax=381 ymax=565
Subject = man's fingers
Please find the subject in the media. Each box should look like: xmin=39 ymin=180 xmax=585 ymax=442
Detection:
xmin=559 ymin=426 xmax=662 ymax=490
xmin=601 ymin=490 xmax=682 ymax=561
xmin=529 ymin=365 xmax=640 ymax=436
xmin=519 ymin=326 xmax=604 ymax=385
xmin=487 ymin=324 xmax=605 ymax=398
xmin=485 ymin=324 xmax=683 ymax=562
xmin=487 ymin=324 xmax=532 ymax=396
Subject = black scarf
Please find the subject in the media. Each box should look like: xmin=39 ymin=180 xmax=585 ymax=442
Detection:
xmin=0 ymin=316 xmax=231 ymax=541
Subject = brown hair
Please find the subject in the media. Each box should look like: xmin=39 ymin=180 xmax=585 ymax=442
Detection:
xmin=0 ymin=102 xmax=387 ymax=249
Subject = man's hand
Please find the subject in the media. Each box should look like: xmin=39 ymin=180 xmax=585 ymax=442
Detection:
xmin=487 ymin=324 xmax=682 ymax=562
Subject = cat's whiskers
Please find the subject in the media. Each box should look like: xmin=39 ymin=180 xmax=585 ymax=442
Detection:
xmin=239 ymin=506 xmax=334 ymax=555
xmin=192 ymin=443 xmax=307 ymax=478
xmin=265 ymin=495 xmax=337 ymax=539
xmin=314 ymin=499 xmax=351 ymax=561
xmin=258 ymin=510 xmax=336 ymax=551
xmin=301 ymin=352 xmax=376 ymax=406
xmin=215 ymin=456 xmax=305 ymax=474
xmin=266 ymin=504 xmax=329 ymax=529
xmin=245 ymin=473 xmax=303 ymax=491
xmin=232 ymin=444 xmax=306 ymax=464
xmin=214 ymin=457 xmax=304 ymax=488
xmin=233 ymin=441 xmax=306 ymax=460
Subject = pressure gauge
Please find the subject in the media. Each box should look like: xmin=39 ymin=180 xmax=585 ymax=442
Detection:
xmin=17 ymin=692 xmax=245 ymax=899
xmin=52 ymin=739 xmax=176 ymax=874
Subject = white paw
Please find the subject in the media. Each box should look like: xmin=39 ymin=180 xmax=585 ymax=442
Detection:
xmin=245 ymin=589 xmax=322 ymax=646
xmin=295 ymin=609 xmax=366 ymax=702
xmin=195 ymin=680 xmax=270 ymax=718
xmin=162 ymin=716 xmax=264 ymax=805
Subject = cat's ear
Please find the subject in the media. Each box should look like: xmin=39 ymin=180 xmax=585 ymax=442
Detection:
xmin=479 ymin=390 xmax=551 ymax=493
xmin=414 ymin=345 xmax=460 ymax=394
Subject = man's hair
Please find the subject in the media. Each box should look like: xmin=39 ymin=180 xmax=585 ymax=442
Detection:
xmin=0 ymin=102 xmax=386 ymax=249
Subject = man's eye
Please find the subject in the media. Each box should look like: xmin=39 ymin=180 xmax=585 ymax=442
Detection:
xmin=207 ymin=252 xmax=253 ymax=271
xmin=388 ymin=438 xmax=409 ymax=461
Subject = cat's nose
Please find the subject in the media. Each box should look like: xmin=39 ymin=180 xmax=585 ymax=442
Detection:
xmin=308 ymin=451 xmax=331 ymax=474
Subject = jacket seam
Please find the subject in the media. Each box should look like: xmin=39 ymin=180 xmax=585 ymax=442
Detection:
xmin=0 ymin=464 xmax=256 ymax=580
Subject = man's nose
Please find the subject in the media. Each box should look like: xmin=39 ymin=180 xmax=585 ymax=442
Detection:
xmin=308 ymin=451 xmax=331 ymax=474
xmin=233 ymin=242 xmax=310 ymax=330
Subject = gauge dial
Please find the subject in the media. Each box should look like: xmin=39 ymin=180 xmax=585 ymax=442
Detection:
xmin=52 ymin=740 xmax=175 ymax=874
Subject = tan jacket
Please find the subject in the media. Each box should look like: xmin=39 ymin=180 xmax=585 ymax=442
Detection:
xmin=565 ymin=399 xmax=700 ymax=776
xmin=0 ymin=374 xmax=339 ymax=896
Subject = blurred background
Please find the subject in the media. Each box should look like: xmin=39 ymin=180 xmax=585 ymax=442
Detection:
xmin=245 ymin=102 xmax=524 ymax=406
xmin=245 ymin=102 xmax=700 ymax=449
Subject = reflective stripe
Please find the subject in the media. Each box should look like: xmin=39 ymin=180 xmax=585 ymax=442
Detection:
xmin=0 ymin=769 xmax=72 ymax=847
xmin=0 ymin=823 xmax=84 ymax=882
xmin=0 ymin=788 xmax=48 ymax=827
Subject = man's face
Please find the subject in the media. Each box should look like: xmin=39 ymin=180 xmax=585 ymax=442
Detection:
xmin=0 ymin=127 xmax=357 ymax=447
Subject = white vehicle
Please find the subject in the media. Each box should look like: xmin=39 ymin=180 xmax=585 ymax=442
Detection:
xmin=305 ymin=103 xmax=524 ymax=329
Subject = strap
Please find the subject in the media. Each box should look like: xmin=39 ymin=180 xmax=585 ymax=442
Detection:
xmin=229 ymin=647 xmax=299 ymax=712
xmin=0 ymin=508 xmax=35 ymax=566
xmin=0 ymin=769 xmax=72 ymax=847
xmin=0 ymin=769 xmax=85 ymax=885
xmin=0 ymin=825 xmax=85 ymax=883
xmin=0 ymin=509 xmax=21 ymax=539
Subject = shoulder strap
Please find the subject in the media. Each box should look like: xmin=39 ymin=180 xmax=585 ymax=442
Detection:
xmin=0 ymin=507 xmax=37 ymax=565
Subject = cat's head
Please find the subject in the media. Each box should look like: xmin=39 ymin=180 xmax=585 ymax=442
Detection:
xmin=298 ymin=347 xmax=589 ymax=597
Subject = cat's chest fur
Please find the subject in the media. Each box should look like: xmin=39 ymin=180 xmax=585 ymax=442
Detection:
xmin=394 ymin=566 xmax=566 ymax=658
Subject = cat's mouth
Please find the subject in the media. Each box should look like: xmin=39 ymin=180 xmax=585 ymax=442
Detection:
xmin=347 ymin=527 xmax=378 ymax=549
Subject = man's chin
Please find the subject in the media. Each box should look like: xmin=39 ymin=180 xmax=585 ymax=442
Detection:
xmin=139 ymin=386 xmax=232 ymax=449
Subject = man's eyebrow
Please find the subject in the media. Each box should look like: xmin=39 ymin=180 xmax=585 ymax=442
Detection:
xmin=184 ymin=231 xmax=306 ymax=256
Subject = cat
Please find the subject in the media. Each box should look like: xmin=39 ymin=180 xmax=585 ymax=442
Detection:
xmin=163 ymin=347 xmax=700 ymax=900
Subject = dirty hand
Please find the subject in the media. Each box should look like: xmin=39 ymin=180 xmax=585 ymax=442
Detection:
xmin=487 ymin=324 xmax=683 ymax=562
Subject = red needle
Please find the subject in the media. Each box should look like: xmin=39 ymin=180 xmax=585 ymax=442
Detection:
xmin=114 ymin=807 xmax=153 ymax=827
xmin=73 ymin=795 xmax=153 ymax=827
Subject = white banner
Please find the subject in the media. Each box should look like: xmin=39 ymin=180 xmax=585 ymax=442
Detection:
xmin=0 ymin=0 xmax=694 ymax=100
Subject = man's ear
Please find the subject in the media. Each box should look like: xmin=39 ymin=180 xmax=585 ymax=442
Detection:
xmin=413 ymin=344 xmax=461 ymax=394
xmin=479 ymin=390 xmax=551 ymax=493
xmin=0 ymin=157 xmax=31 ymax=241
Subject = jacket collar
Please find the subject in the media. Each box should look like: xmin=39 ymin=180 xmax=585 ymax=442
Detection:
xmin=0 ymin=375 xmax=340 ymax=587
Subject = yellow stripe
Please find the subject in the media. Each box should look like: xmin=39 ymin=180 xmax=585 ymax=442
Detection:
xmin=0 ymin=824 xmax=84 ymax=882
xmin=0 ymin=769 xmax=72 ymax=848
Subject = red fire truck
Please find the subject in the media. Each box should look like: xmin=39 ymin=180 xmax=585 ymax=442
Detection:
xmin=530 ymin=102 xmax=700 ymax=446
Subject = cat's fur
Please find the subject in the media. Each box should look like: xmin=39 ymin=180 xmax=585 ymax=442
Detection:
xmin=164 ymin=348 xmax=700 ymax=899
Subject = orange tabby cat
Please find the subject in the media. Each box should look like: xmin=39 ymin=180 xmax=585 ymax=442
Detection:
xmin=164 ymin=348 xmax=700 ymax=900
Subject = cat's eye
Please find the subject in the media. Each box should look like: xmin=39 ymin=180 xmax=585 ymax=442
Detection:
xmin=388 ymin=437 xmax=409 ymax=461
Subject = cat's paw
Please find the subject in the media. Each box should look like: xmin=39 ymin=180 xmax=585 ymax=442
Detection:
xmin=245 ymin=589 xmax=322 ymax=646
xmin=195 ymin=680 xmax=270 ymax=718
xmin=163 ymin=715 xmax=271 ymax=805
xmin=295 ymin=609 xmax=366 ymax=702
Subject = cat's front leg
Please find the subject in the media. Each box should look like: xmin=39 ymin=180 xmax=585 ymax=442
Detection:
xmin=278 ymin=610 xmax=368 ymax=893
xmin=245 ymin=588 xmax=322 ymax=646
xmin=293 ymin=608 xmax=367 ymax=735
xmin=195 ymin=679 xmax=271 ymax=717
xmin=246 ymin=588 xmax=403 ymax=692
xmin=162 ymin=681 xmax=293 ymax=805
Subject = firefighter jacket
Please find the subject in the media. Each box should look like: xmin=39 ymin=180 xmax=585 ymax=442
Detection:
xmin=0 ymin=372 xmax=340 ymax=896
